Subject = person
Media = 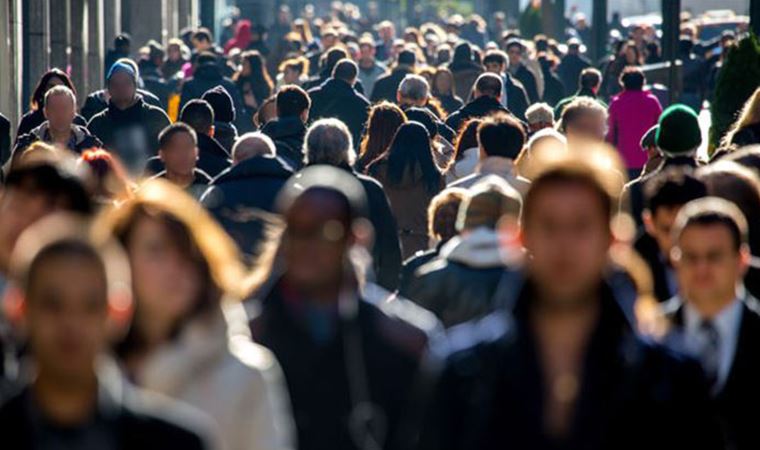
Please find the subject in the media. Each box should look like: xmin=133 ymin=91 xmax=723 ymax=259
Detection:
xmin=99 ymin=179 xmax=295 ymax=450
xmin=248 ymin=165 xmax=434 ymax=450
xmin=16 ymin=69 xmax=87 ymax=139
xmin=525 ymin=102 xmax=555 ymax=135
xmin=151 ymin=123 xmax=211 ymax=197
xmin=418 ymin=143 xmax=724 ymax=450
xmin=201 ymin=85 xmax=239 ymax=154
xmin=678 ymin=37 xmax=707 ymax=113
xmin=0 ymin=215 xmax=217 ymax=450
xmin=307 ymin=58 xmax=370 ymax=148
xmin=12 ymin=86 xmax=102 ymax=163
xmin=431 ymin=68 xmax=464 ymax=116
xmin=557 ymin=96 xmax=608 ymax=144
xmin=607 ymin=67 xmax=663 ymax=180
xmin=275 ymin=57 xmax=309 ymax=89
xmin=260 ymin=85 xmax=310 ymax=169
xmin=357 ymin=34 xmax=388 ymax=98
xmin=449 ymin=113 xmax=530 ymax=194
xmin=445 ymin=73 xmax=513 ymax=133
xmin=0 ymin=113 xmax=10 ymax=166
xmin=78 ymin=148 xmax=135 ymax=206
xmin=369 ymin=121 xmax=445 ymax=258
xmin=554 ymin=67 xmax=605 ymax=120
xmin=139 ymin=41 xmax=172 ymax=109
xmin=447 ymin=118 xmax=482 ymax=182
xmin=634 ymin=168 xmax=707 ymax=303
xmin=722 ymin=87 xmax=760 ymax=147
xmin=370 ymin=49 xmax=417 ymax=104
xmin=87 ymin=62 xmax=171 ymax=175
xmin=483 ymin=50 xmax=530 ymax=121
xmin=396 ymin=75 xmax=456 ymax=142
xmin=189 ymin=28 xmax=232 ymax=78
xmin=662 ymin=197 xmax=760 ymax=450
xmin=506 ymin=38 xmax=539 ymax=103
xmin=355 ymin=102 xmax=407 ymax=175
xmin=448 ymin=42 xmax=484 ymax=101
xmin=235 ymin=50 xmax=274 ymax=127
xmin=375 ymin=20 xmax=396 ymax=62
xmin=104 ymin=33 xmax=131 ymax=80
xmin=538 ymin=53 xmax=565 ymax=107
xmin=403 ymin=177 xmax=522 ymax=328
xmin=201 ymin=132 xmax=293 ymax=262
xmin=224 ymin=19 xmax=253 ymax=54
xmin=180 ymin=52 xmax=245 ymax=129
xmin=162 ymin=38 xmax=189 ymax=80
xmin=556 ymin=38 xmax=591 ymax=98
xmin=303 ymin=119 xmax=402 ymax=291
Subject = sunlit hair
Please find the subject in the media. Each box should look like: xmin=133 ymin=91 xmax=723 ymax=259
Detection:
xmin=30 ymin=68 xmax=76 ymax=110
xmin=78 ymin=149 xmax=135 ymax=203
xmin=427 ymin=187 xmax=468 ymax=242
xmin=454 ymin=118 xmax=482 ymax=161
xmin=557 ymin=96 xmax=607 ymax=133
xmin=277 ymin=55 xmax=310 ymax=76
xmin=722 ymin=87 xmax=760 ymax=147
xmin=358 ymin=102 xmax=407 ymax=171
xmin=431 ymin=67 xmax=456 ymax=98
xmin=43 ymin=85 xmax=77 ymax=109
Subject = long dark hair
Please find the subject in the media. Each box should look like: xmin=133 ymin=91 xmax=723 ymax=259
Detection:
xmin=30 ymin=68 xmax=77 ymax=110
xmin=384 ymin=121 xmax=442 ymax=193
xmin=454 ymin=118 xmax=481 ymax=161
xmin=358 ymin=102 xmax=407 ymax=172
xmin=237 ymin=50 xmax=274 ymax=102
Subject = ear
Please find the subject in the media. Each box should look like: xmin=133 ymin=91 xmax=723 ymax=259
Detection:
xmin=642 ymin=209 xmax=655 ymax=236
xmin=351 ymin=218 xmax=374 ymax=250
xmin=158 ymin=149 xmax=166 ymax=162
xmin=739 ymin=244 xmax=752 ymax=277
xmin=107 ymin=290 xmax=133 ymax=343
xmin=208 ymin=125 xmax=215 ymax=138
xmin=3 ymin=285 xmax=27 ymax=331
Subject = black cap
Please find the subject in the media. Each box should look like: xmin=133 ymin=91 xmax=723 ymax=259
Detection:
xmin=201 ymin=85 xmax=236 ymax=123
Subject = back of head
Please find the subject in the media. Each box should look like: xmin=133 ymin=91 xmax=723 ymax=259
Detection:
xmin=477 ymin=113 xmax=526 ymax=159
xmin=196 ymin=51 xmax=218 ymax=66
xmin=558 ymin=96 xmax=607 ymax=133
xmin=458 ymin=176 xmax=522 ymax=231
xmin=304 ymin=118 xmax=355 ymax=167
xmin=202 ymin=86 xmax=235 ymax=123
xmin=525 ymin=103 xmax=554 ymax=127
xmin=579 ymin=67 xmax=602 ymax=90
xmin=276 ymin=85 xmax=311 ymax=118
xmin=386 ymin=121 xmax=440 ymax=191
xmin=474 ymin=73 xmax=503 ymax=99
xmin=620 ymin=66 xmax=645 ymax=91
xmin=397 ymin=49 xmax=417 ymax=67
xmin=323 ymin=48 xmax=349 ymax=73
xmin=404 ymin=108 xmax=438 ymax=139
xmin=428 ymin=188 xmax=468 ymax=243
xmin=398 ymin=74 xmax=430 ymax=103
xmin=232 ymin=131 xmax=276 ymax=163
xmin=6 ymin=158 xmax=93 ymax=216
xmin=180 ymin=99 xmax=215 ymax=135
xmin=332 ymin=58 xmax=359 ymax=83
xmin=643 ymin=167 xmax=707 ymax=214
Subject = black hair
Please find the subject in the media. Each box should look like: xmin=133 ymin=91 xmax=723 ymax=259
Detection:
xmin=677 ymin=211 xmax=747 ymax=251
xmin=384 ymin=122 xmax=441 ymax=193
xmin=26 ymin=240 xmax=106 ymax=300
xmin=482 ymin=50 xmax=507 ymax=67
xmin=643 ymin=168 xmax=706 ymax=214
xmin=620 ymin=66 xmax=645 ymax=91
xmin=277 ymin=85 xmax=311 ymax=118
xmin=332 ymin=59 xmax=358 ymax=82
xmin=474 ymin=73 xmax=503 ymax=98
xmin=579 ymin=68 xmax=602 ymax=90
xmin=179 ymin=99 xmax=215 ymax=134
xmin=158 ymin=122 xmax=198 ymax=149
xmin=5 ymin=163 xmax=93 ymax=215
xmin=30 ymin=68 xmax=77 ymax=110
xmin=193 ymin=28 xmax=213 ymax=43
xmin=477 ymin=113 xmax=525 ymax=159
xmin=196 ymin=51 xmax=217 ymax=66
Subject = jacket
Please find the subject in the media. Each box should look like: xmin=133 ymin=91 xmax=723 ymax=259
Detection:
xmin=447 ymin=157 xmax=530 ymax=195
xmin=81 ymin=90 xmax=163 ymax=121
xmin=607 ymin=90 xmax=662 ymax=170
xmin=357 ymin=61 xmax=388 ymax=99
xmin=503 ymin=74 xmax=531 ymax=122
xmin=16 ymin=108 xmax=88 ymax=139
xmin=201 ymin=155 xmax=293 ymax=260
xmin=633 ymin=232 xmax=676 ymax=303
xmin=261 ymin=117 xmax=307 ymax=170
xmin=445 ymin=96 xmax=512 ymax=135
xmin=13 ymin=122 xmax=102 ymax=160
xmin=370 ymin=67 xmax=413 ymax=104
xmin=445 ymin=147 xmax=479 ymax=183
xmin=556 ymin=53 xmax=591 ymax=96
xmin=180 ymin=64 xmax=246 ymax=130
xmin=308 ymin=78 xmax=370 ymax=147
xmin=512 ymin=63 xmax=539 ymax=103
xmin=434 ymin=94 xmax=464 ymax=116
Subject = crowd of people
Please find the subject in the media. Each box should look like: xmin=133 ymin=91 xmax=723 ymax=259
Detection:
xmin=0 ymin=3 xmax=760 ymax=450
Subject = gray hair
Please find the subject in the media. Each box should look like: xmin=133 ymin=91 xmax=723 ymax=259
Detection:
xmin=44 ymin=85 xmax=77 ymax=108
xmin=525 ymin=102 xmax=554 ymax=126
xmin=232 ymin=132 xmax=276 ymax=163
xmin=398 ymin=74 xmax=430 ymax=102
xmin=303 ymin=118 xmax=355 ymax=167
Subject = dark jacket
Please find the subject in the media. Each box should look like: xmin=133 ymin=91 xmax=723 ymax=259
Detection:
xmin=370 ymin=67 xmax=413 ymax=104
xmin=151 ymin=168 xmax=212 ymax=199
xmin=729 ymin=122 xmax=760 ymax=147
xmin=513 ymin=63 xmax=539 ymax=104
xmin=139 ymin=62 xmax=172 ymax=109
xmin=201 ymin=155 xmax=293 ymax=260
xmin=451 ymin=67 xmax=483 ymax=101
xmin=180 ymin=64 xmax=246 ymax=130
xmin=308 ymin=78 xmax=370 ymax=147
xmin=557 ymin=53 xmax=591 ymax=96
xmin=504 ymin=74 xmax=531 ymax=122
xmin=434 ymin=94 xmax=464 ymax=116
xmin=249 ymin=279 xmax=433 ymax=450
xmin=261 ymin=116 xmax=307 ymax=169
xmin=1 ymin=113 xmax=12 ymax=165
xmin=418 ymin=279 xmax=724 ymax=450
xmin=16 ymin=108 xmax=87 ymax=139
xmin=81 ymin=90 xmax=163 ymax=122
xmin=541 ymin=66 xmax=566 ymax=107
xmin=13 ymin=122 xmax=102 ymax=160
xmin=213 ymin=121 xmax=238 ymax=155
xmin=445 ymin=96 xmax=512 ymax=134
xmin=663 ymin=296 xmax=760 ymax=450
xmin=634 ymin=232 xmax=675 ymax=303
xmin=87 ymin=97 xmax=171 ymax=173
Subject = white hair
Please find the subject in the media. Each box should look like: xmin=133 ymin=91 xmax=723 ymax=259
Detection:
xmin=44 ymin=85 xmax=77 ymax=108
xmin=303 ymin=118 xmax=355 ymax=167
xmin=525 ymin=102 xmax=554 ymax=126
xmin=398 ymin=74 xmax=430 ymax=102
xmin=232 ymin=132 xmax=276 ymax=163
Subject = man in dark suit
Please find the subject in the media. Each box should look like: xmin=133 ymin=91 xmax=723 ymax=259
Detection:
xmin=663 ymin=197 xmax=760 ymax=450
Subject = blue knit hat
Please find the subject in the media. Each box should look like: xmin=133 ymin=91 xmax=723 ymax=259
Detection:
xmin=106 ymin=61 xmax=137 ymax=85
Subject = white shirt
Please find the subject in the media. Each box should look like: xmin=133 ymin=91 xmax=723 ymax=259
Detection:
xmin=683 ymin=297 xmax=743 ymax=393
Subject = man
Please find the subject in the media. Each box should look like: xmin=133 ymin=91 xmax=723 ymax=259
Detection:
xmin=303 ymin=48 xmax=357 ymax=92
xmin=375 ymin=20 xmax=396 ymax=62
xmin=445 ymin=73 xmax=513 ymax=133
xmin=307 ymin=59 xmax=370 ymax=148
xmin=525 ymin=102 xmax=555 ymax=134
xmin=506 ymin=39 xmax=539 ymax=104
xmin=449 ymin=113 xmax=530 ymax=194
xmin=483 ymin=50 xmax=530 ymax=121
xmin=357 ymin=35 xmax=387 ymax=98
xmin=419 ymin=145 xmax=723 ymax=449
xmin=557 ymin=96 xmax=608 ymax=144
xmin=180 ymin=52 xmax=244 ymax=123
xmin=302 ymin=119 xmax=402 ymax=291
xmin=249 ymin=165 xmax=433 ymax=450
xmin=81 ymin=58 xmax=164 ymax=121
xmin=370 ymin=49 xmax=416 ymax=104
xmin=663 ymin=197 xmax=760 ymax=450
xmin=0 ymin=216 xmax=215 ymax=449
xmin=152 ymin=123 xmax=211 ymax=197
xmin=397 ymin=75 xmax=456 ymax=143
xmin=13 ymin=86 xmax=101 ymax=162
xmin=556 ymin=38 xmax=591 ymax=97
xmin=201 ymin=132 xmax=293 ymax=262
xmin=554 ymin=67 xmax=605 ymax=120
xmin=634 ymin=169 xmax=707 ymax=303
xmin=139 ymin=41 xmax=171 ymax=109
xmin=201 ymin=86 xmax=238 ymax=154
xmin=87 ymin=62 xmax=171 ymax=175
xmin=403 ymin=177 xmax=522 ymax=328
xmin=104 ymin=33 xmax=131 ymax=82
xmin=260 ymin=85 xmax=310 ymax=169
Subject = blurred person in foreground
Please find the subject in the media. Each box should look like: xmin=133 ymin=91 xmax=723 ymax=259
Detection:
xmin=151 ymin=123 xmax=211 ymax=198
xmin=418 ymin=142 xmax=723 ymax=449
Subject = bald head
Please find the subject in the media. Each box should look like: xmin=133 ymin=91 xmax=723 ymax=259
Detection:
xmin=232 ymin=132 xmax=276 ymax=164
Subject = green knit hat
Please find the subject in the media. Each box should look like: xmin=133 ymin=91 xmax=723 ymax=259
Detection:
xmin=655 ymin=104 xmax=701 ymax=156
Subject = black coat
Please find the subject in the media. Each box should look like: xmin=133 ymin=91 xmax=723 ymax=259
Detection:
xmin=398 ymin=247 xmax=441 ymax=297
xmin=434 ymin=95 xmax=464 ymax=116
xmin=80 ymin=89 xmax=163 ymax=122
xmin=663 ymin=296 xmax=760 ymax=450
xmin=504 ymin=74 xmax=531 ymax=122
xmin=16 ymin=108 xmax=87 ymax=140
xmin=370 ymin=68 xmax=413 ymax=104
xmin=513 ymin=64 xmax=539 ymax=104
xmin=634 ymin=232 xmax=674 ymax=303
xmin=201 ymin=155 xmax=293 ymax=259
xmin=418 ymin=279 xmax=724 ymax=450
xmin=445 ymin=96 xmax=512 ymax=135
xmin=213 ymin=121 xmax=238 ymax=155
xmin=0 ymin=113 xmax=11 ymax=165
xmin=249 ymin=280 xmax=432 ymax=450
xmin=261 ymin=116 xmax=307 ymax=169
xmin=143 ymin=133 xmax=231 ymax=179
xmin=557 ymin=53 xmax=591 ymax=96
xmin=180 ymin=64 xmax=246 ymax=130
xmin=308 ymin=78 xmax=370 ymax=147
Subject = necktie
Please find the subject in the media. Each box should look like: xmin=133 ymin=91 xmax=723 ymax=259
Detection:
xmin=699 ymin=320 xmax=721 ymax=389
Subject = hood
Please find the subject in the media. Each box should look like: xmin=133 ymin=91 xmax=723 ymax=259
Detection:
xmin=261 ymin=116 xmax=306 ymax=140
xmin=193 ymin=63 xmax=223 ymax=82
xmin=213 ymin=154 xmax=294 ymax=185
xmin=198 ymin=133 xmax=231 ymax=158
xmin=202 ymin=85 xmax=236 ymax=122
xmin=440 ymin=227 xmax=506 ymax=268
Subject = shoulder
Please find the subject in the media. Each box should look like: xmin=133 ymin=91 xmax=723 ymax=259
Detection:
xmin=360 ymin=297 xmax=440 ymax=359
xmin=143 ymin=103 xmax=170 ymax=120
xmin=435 ymin=311 xmax=515 ymax=370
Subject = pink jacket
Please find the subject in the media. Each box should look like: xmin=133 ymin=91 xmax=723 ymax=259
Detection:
xmin=606 ymin=90 xmax=662 ymax=169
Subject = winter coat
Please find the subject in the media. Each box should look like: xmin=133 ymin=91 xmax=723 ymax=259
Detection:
xmin=16 ymin=108 xmax=87 ymax=139
xmin=634 ymin=232 xmax=676 ymax=303
xmin=557 ymin=53 xmax=591 ymax=96
xmin=501 ymin=74 xmax=531 ymax=122
xmin=434 ymin=94 xmax=464 ymax=116
xmin=308 ymin=78 xmax=370 ymax=148
xmin=13 ymin=122 xmax=102 ymax=160
xmin=151 ymin=168 xmax=212 ymax=200
xmin=445 ymin=96 xmax=512 ymax=136
xmin=607 ymin=90 xmax=662 ymax=170
xmin=512 ymin=63 xmax=539 ymax=103
xmin=213 ymin=121 xmax=238 ymax=155
xmin=445 ymin=147 xmax=479 ymax=183
xmin=261 ymin=116 xmax=307 ymax=170
xmin=370 ymin=67 xmax=413 ymax=104
xmin=180 ymin=64 xmax=246 ymax=130
xmin=81 ymin=90 xmax=163 ymax=121
xmin=451 ymin=67 xmax=483 ymax=101
xmin=448 ymin=157 xmax=530 ymax=195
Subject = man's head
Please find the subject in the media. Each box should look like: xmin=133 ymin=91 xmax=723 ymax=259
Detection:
xmin=232 ymin=132 xmax=275 ymax=164
xmin=672 ymin=197 xmax=750 ymax=313
xmin=397 ymin=49 xmax=417 ymax=68
xmin=378 ymin=20 xmax=396 ymax=42
xmin=656 ymin=104 xmax=701 ymax=158
xmin=473 ymin=73 xmax=503 ymax=101
xmin=579 ymin=67 xmax=602 ymax=94
xmin=304 ymin=118 xmax=355 ymax=167
xmin=114 ymin=33 xmax=131 ymax=54
xmin=567 ymin=38 xmax=581 ymax=54
xmin=559 ymin=97 xmax=608 ymax=143
xmin=43 ymin=86 xmax=77 ymax=132
xmin=620 ymin=66 xmax=645 ymax=91
xmin=106 ymin=61 xmax=138 ymax=108
xmin=427 ymin=188 xmax=468 ymax=244
xmin=179 ymin=99 xmax=215 ymax=136
xmin=359 ymin=35 xmax=376 ymax=61
xmin=642 ymin=168 xmax=707 ymax=258
xmin=525 ymin=102 xmax=554 ymax=133
xmin=191 ymin=28 xmax=214 ymax=52
xmin=483 ymin=50 xmax=509 ymax=75
xmin=397 ymin=74 xmax=430 ymax=107
xmin=201 ymin=86 xmax=235 ymax=124
xmin=158 ymin=123 xmax=198 ymax=178
xmin=505 ymin=39 xmax=524 ymax=67
xmin=276 ymin=85 xmax=310 ymax=123
xmin=477 ymin=113 xmax=525 ymax=161
xmin=332 ymin=58 xmax=359 ymax=86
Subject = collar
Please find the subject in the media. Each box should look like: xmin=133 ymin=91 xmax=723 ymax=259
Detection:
xmin=477 ymin=156 xmax=515 ymax=175
xmin=683 ymin=297 xmax=743 ymax=337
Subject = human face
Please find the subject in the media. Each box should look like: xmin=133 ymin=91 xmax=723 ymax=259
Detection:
xmin=485 ymin=62 xmax=504 ymax=75
xmin=359 ymin=44 xmax=375 ymax=61
xmin=434 ymin=73 xmax=453 ymax=93
xmin=107 ymin=71 xmax=136 ymax=108
xmin=127 ymin=216 xmax=203 ymax=342
xmin=565 ymin=112 xmax=607 ymax=143
xmin=43 ymin=93 xmax=76 ymax=131
xmin=0 ymin=188 xmax=55 ymax=272
xmin=522 ymin=183 xmax=612 ymax=305
xmin=25 ymin=254 xmax=108 ymax=382
xmin=168 ymin=44 xmax=181 ymax=61
xmin=159 ymin=132 xmax=197 ymax=178
xmin=644 ymin=205 xmax=681 ymax=259
xmin=283 ymin=67 xmax=301 ymax=84
xmin=507 ymin=47 xmax=522 ymax=67
xmin=674 ymin=224 xmax=746 ymax=310
xmin=192 ymin=37 xmax=211 ymax=52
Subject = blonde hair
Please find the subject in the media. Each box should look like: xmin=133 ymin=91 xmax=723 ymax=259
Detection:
xmin=722 ymin=87 xmax=760 ymax=147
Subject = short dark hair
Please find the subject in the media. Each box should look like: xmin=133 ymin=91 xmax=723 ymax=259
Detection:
xmin=332 ymin=59 xmax=358 ymax=82
xmin=196 ymin=51 xmax=217 ymax=66
xmin=620 ymin=66 xmax=645 ymax=90
xmin=397 ymin=49 xmax=417 ymax=66
xmin=193 ymin=28 xmax=213 ymax=43
xmin=643 ymin=168 xmax=706 ymax=214
xmin=474 ymin=73 xmax=503 ymax=98
xmin=26 ymin=240 xmax=106 ymax=298
xmin=277 ymin=85 xmax=311 ymax=118
xmin=483 ymin=50 xmax=508 ymax=67
xmin=673 ymin=197 xmax=749 ymax=251
xmin=5 ymin=162 xmax=93 ymax=215
xmin=179 ymin=99 xmax=215 ymax=134
xmin=477 ymin=113 xmax=525 ymax=159
xmin=159 ymin=122 xmax=198 ymax=149
xmin=579 ymin=68 xmax=602 ymax=90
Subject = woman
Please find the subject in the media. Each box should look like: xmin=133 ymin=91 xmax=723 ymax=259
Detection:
xmin=98 ymin=179 xmax=294 ymax=450
xmin=275 ymin=57 xmax=309 ymax=89
xmin=224 ymin=19 xmax=253 ymax=54
xmin=448 ymin=42 xmax=483 ymax=101
xmin=723 ymin=87 xmax=760 ymax=147
xmin=447 ymin=118 xmax=482 ymax=183
xmin=368 ymin=122 xmax=445 ymax=258
xmin=355 ymin=102 xmax=407 ymax=174
xmin=16 ymin=69 xmax=86 ymax=139
xmin=235 ymin=50 xmax=274 ymax=122
xmin=78 ymin=148 xmax=135 ymax=206
xmin=431 ymin=68 xmax=464 ymax=115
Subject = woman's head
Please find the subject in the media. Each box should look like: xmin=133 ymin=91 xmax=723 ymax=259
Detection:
xmin=386 ymin=121 xmax=441 ymax=192
xmin=240 ymin=50 xmax=273 ymax=88
xmin=432 ymin=67 xmax=455 ymax=96
xmin=621 ymin=41 xmax=641 ymax=65
xmin=359 ymin=102 xmax=407 ymax=166
xmin=31 ymin=69 xmax=76 ymax=111
xmin=78 ymin=149 xmax=134 ymax=203
xmin=455 ymin=118 xmax=482 ymax=161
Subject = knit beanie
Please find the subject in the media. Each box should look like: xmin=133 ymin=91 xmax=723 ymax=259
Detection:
xmin=655 ymin=104 xmax=701 ymax=156
xmin=106 ymin=61 xmax=137 ymax=85
xmin=201 ymin=85 xmax=236 ymax=123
